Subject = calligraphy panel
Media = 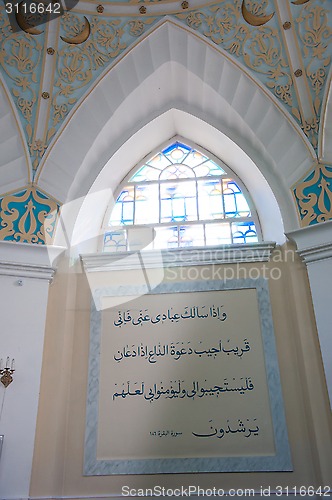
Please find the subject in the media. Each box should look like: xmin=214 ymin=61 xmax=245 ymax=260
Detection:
xmin=84 ymin=279 xmax=292 ymax=474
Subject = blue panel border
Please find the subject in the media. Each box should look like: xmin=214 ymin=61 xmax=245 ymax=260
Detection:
xmin=84 ymin=278 xmax=292 ymax=475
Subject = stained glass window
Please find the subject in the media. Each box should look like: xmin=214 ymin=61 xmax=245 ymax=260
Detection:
xmin=104 ymin=141 xmax=261 ymax=251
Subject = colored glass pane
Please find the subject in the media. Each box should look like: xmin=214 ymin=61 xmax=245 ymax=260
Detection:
xmin=179 ymin=225 xmax=205 ymax=247
xmin=194 ymin=159 xmax=225 ymax=177
xmin=159 ymin=164 xmax=195 ymax=180
xmin=231 ymin=222 xmax=258 ymax=244
xmin=109 ymin=187 xmax=134 ymax=225
xmin=223 ymin=180 xmax=251 ymax=217
xmin=162 ymin=142 xmax=191 ymax=164
xmin=160 ymin=181 xmax=197 ymax=222
xmin=127 ymin=227 xmax=155 ymax=251
xmin=146 ymin=153 xmax=172 ymax=170
xmin=134 ymin=184 xmax=159 ymax=224
xmin=205 ymin=223 xmax=232 ymax=245
xmin=183 ymin=150 xmax=208 ymax=168
xmin=131 ymin=165 xmax=161 ymax=182
xmin=197 ymin=179 xmax=223 ymax=220
xmin=154 ymin=226 xmax=178 ymax=249
xmin=104 ymin=230 xmax=127 ymax=252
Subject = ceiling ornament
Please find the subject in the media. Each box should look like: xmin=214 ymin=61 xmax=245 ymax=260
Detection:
xmin=15 ymin=2 xmax=44 ymax=35
xmin=293 ymin=162 xmax=332 ymax=226
xmin=241 ymin=0 xmax=274 ymax=26
xmin=60 ymin=16 xmax=91 ymax=44
xmin=291 ymin=1 xmax=332 ymax=150
xmin=0 ymin=7 xmax=43 ymax=169
xmin=177 ymin=1 xmax=294 ymax=109
xmin=0 ymin=186 xmax=60 ymax=244
xmin=292 ymin=0 xmax=311 ymax=5
xmin=30 ymin=139 xmax=49 ymax=171
xmin=0 ymin=0 xmax=332 ymax=230
xmin=50 ymin=12 xmax=156 ymax=131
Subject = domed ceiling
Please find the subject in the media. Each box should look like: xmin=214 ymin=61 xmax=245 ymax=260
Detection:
xmin=0 ymin=0 xmax=331 ymax=243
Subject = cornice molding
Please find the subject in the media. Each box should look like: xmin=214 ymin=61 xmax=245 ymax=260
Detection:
xmin=0 ymin=261 xmax=55 ymax=281
xmin=81 ymin=242 xmax=276 ymax=273
xmin=287 ymin=220 xmax=332 ymax=264
xmin=296 ymin=243 xmax=332 ymax=264
xmin=0 ymin=241 xmax=65 ymax=281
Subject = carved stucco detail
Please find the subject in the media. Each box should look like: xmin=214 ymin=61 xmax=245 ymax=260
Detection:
xmin=176 ymin=0 xmax=295 ymax=111
xmin=292 ymin=1 xmax=332 ymax=149
xmin=0 ymin=5 xmax=44 ymax=161
xmin=0 ymin=186 xmax=60 ymax=244
xmin=294 ymin=162 xmax=332 ymax=226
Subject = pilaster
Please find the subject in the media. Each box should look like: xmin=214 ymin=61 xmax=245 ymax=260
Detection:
xmin=287 ymin=221 xmax=332 ymax=408
xmin=0 ymin=241 xmax=64 ymax=500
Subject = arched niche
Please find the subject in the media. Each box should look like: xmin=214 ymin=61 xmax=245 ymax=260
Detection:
xmin=37 ymin=19 xmax=314 ymax=249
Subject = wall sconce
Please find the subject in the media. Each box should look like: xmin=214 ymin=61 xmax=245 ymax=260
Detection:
xmin=0 ymin=357 xmax=15 ymax=388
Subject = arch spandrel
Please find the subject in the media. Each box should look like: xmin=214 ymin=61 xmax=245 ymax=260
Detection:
xmin=38 ymin=20 xmax=312 ymax=248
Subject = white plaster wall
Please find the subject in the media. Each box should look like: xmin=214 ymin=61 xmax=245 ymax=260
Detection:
xmin=0 ymin=242 xmax=59 ymax=500
xmin=306 ymin=259 xmax=332 ymax=406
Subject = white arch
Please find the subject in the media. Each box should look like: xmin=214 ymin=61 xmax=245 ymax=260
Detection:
xmin=0 ymin=78 xmax=31 ymax=194
xmin=39 ymin=19 xmax=314 ymax=247
xmin=319 ymin=65 xmax=332 ymax=164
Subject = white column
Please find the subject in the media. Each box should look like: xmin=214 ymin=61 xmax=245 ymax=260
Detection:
xmin=287 ymin=220 xmax=332 ymax=408
xmin=0 ymin=241 xmax=64 ymax=500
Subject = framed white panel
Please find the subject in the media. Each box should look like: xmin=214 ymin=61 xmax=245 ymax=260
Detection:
xmin=84 ymin=278 xmax=292 ymax=474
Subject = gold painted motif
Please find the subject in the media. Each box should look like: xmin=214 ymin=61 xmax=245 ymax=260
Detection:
xmin=0 ymin=5 xmax=43 ymax=155
xmin=294 ymin=163 xmax=332 ymax=226
xmin=1 ymin=0 xmax=331 ymax=174
xmin=293 ymin=2 xmax=332 ymax=147
xmin=30 ymin=140 xmax=48 ymax=170
xmin=60 ymin=16 xmax=91 ymax=44
xmin=15 ymin=2 xmax=44 ymax=35
xmin=0 ymin=187 xmax=59 ymax=244
xmin=241 ymin=0 xmax=274 ymax=26
xmin=0 ymin=36 xmax=42 ymax=125
xmin=52 ymin=12 xmax=156 ymax=128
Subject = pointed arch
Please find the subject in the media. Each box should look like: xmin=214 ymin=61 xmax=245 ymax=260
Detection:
xmin=40 ymin=19 xmax=314 ymax=248
xmin=102 ymin=137 xmax=261 ymax=251
xmin=319 ymin=65 xmax=332 ymax=164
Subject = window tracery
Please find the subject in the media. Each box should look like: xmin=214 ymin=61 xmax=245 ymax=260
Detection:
xmin=103 ymin=141 xmax=261 ymax=251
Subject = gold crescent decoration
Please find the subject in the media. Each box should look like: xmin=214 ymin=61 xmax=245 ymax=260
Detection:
xmin=15 ymin=2 xmax=44 ymax=35
xmin=291 ymin=0 xmax=310 ymax=5
xmin=60 ymin=16 xmax=91 ymax=45
xmin=241 ymin=0 xmax=274 ymax=26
